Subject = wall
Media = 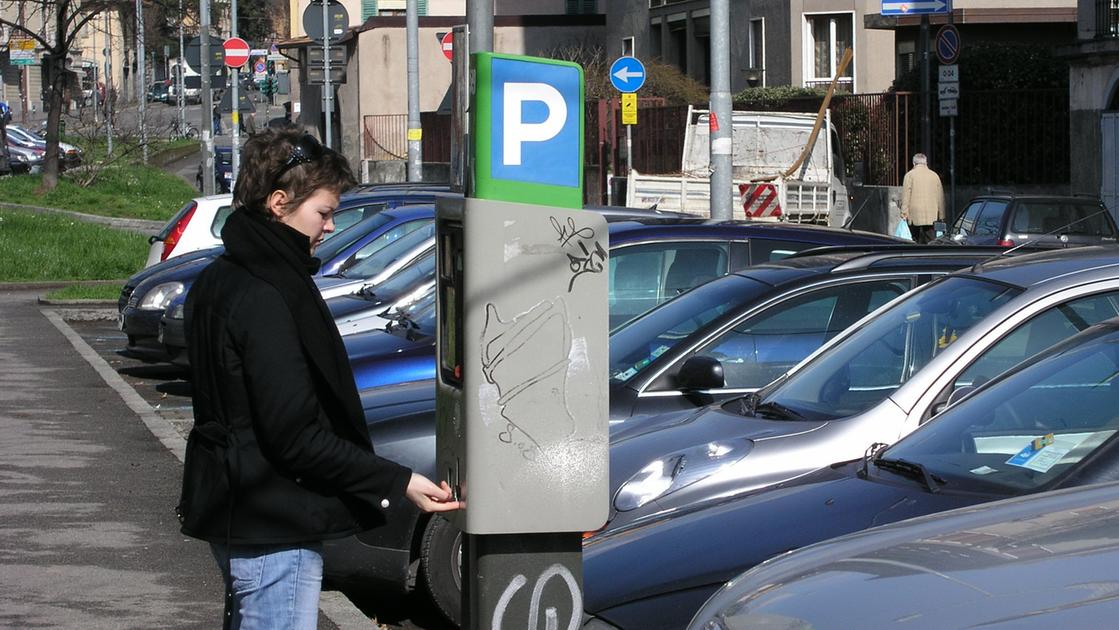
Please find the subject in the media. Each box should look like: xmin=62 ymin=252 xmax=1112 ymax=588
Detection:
xmin=1068 ymin=62 xmax=1119 ymax=199
xmin=790 ymin=0 xmax=896 ymax=93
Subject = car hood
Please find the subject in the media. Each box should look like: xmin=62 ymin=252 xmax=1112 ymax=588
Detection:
xmin=326 ymin=293 xmax=386 ymax=320
xmin=583 ymin=462 xmax=983 ymax=625
xmin=133 ymin=254 xmax=214 ymax=294
xmin=345 ymin=330 xmax=435 ymax=390
xmin=694 ymin=482 xmax=1119 ymax=629
xmin=128 ymin=247 xmax=223 ymax=287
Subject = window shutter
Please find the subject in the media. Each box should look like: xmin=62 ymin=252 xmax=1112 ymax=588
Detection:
xmin=418 ymin=0 xmax=427 ymax=15
xmin=361 ymin=0 xmax=377 ymax=20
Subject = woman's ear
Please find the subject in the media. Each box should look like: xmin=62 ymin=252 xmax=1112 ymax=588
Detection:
xmin=266 ymin=189 xmax=289 ymax=220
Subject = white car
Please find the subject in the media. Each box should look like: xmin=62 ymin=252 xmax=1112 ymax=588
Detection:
xmin=145 ymin=194 xmax=234 ymax=267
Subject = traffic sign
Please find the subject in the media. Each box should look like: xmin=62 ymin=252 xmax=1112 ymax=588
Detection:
xmin=609 ymin=56 xmax=646 ymax=93
xmin=307 ymin=65 xmax=346 ymax=85
xmin=938 ymin=82 xmax=959 ymax=100
xmin=939 ymin=64 xmax=959 ymax=82
xmin=308 ymin=46 xmax=345 ymax=65
xmin=621 ymin=92 xmax=637 ymax=126
xmin=223 ymin=37 xmax=250 ymax=68
xmin=939 ymin=99 xmax=958 ymax=117
xmin=9 ymin=38 xmax=35 ymax=65
xmin=441 ymin=31 xmax=453 ymax=61
xmin=186 ymin=35 xmax=226 ymax=76
xmin=268 ymin=43 xmax=283 ymax=61
xmin=303 ymin=1 xmax=349 ymax=43
xmin=935 ymin=24 xmax=961 ymax=65
xmin=881 ymin=0 xmax=951 ymax=16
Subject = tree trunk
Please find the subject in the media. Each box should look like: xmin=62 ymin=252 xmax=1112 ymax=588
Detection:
xmin=40 ymin=53 xmax=66 ymax=191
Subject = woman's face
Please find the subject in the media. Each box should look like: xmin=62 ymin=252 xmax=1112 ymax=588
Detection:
xmin=273 ymin=188 xmax=338 ymax=253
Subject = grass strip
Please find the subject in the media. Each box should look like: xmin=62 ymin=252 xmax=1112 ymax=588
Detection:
xmin=0 ymin=163 xmax=197 ymax=221
xmin=0 ymin=207 xmax=147 ymax=281
xmin=42 ymin=284 xmax=123 ymax=300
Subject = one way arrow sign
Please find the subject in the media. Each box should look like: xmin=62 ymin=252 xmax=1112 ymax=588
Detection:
xmin=609 ymin=56 xmax=646 ymax=93
xmin=881 ymin=0 xmax=950 ymax=15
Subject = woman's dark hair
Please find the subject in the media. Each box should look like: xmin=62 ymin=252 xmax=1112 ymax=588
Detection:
xmin=233 ymin=128 xmax=357 ymax=217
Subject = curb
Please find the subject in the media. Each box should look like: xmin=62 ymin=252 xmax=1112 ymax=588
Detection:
xmin=0 ymin=201 xmax=165 ymax=235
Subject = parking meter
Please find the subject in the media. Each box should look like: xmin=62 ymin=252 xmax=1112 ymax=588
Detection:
xmin=435 ymin=51 xmax=607 ymax=627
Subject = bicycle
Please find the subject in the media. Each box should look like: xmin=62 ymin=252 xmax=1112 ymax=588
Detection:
xmin=168 ymin=119 xmax=198 ymax=140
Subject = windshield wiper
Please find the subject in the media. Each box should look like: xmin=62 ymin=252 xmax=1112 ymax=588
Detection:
xmin=357 ymin=284 xmax=379 ymax=301
xmin=733 ymin=392 xmax=761 ymax=416
xmin=873 ymin=457 xmax=946 ymax=494
xmin=753 ymin=400 xmax=805 ymax=421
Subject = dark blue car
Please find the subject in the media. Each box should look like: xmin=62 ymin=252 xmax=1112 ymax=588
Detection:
xmin=122 ymin=203 xmax=435 ymax=359
xmin=581 ymin=319 xmax=1119 ymax=630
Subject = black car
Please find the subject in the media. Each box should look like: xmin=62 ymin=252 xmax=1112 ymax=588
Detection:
xmin=195 ymin=147 xmax=233 ymax=193
xmin=582 ymin=318 xmax=1119 ymax=630
xmin=608 ymin=245 xmax=1012 ymax=423
xmin=940 ymin=193 xmax=1118 ymax=248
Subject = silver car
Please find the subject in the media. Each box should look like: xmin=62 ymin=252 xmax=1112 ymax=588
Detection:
xmin=689 ymin=480 xmax=1119 ymax=629
xmin=605 ymin=246 xmax=1119 ymax=532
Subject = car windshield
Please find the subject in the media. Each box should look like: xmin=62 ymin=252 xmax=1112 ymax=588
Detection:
xmin=358 ymin=249 xmax=436 ymax=300
xmin=1011 ymin=201 xmax=1116 ymax=237
xmin=756 ymin=276 xmax=1021 ymax=421
xmin=609 ymin=274 xmax=770 ymax=383
xmin=339 ymin=222 xmax=434 ymax=278
xmin=881 ymin=328 xmax=1119 ymax=495
xmin=314 ymin=211 xmax=395 ymax=263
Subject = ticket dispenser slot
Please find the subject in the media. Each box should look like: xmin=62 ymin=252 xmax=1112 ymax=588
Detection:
xmin=435 ymin=195 xmax=609 ymax=535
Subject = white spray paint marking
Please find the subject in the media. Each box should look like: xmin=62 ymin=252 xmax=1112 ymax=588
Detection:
xmin=491 ymin=563 xmax=580 ymax=630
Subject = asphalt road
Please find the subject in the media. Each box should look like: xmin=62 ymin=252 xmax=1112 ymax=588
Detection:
xmin=58 ymin=308 xmax=452 ymax=629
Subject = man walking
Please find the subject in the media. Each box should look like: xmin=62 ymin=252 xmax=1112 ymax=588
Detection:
xmin=901 ymin=153 xmax=945 ymax=243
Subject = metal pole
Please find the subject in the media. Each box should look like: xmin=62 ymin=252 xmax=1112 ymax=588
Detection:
xmin=200 ymin=0 xmax=215 ymax=195
xmin=231 ymin=0 xmax=240 ymax=184
xmin=92 ymin=64 xmax=99 ymax=124
xmin=708 ymin=0 xmax=733 ymax=220
xmin=466 ymin=0 xmax=493 ymax=54
xmin=104 ymin=11 xmax=113 ymax=156
xmin=136 ymin=0 xmax=148 ymax=163
xmin=322 ymin=0 xmax=332 ymax=149
xmin=178 ymin=0 xmax=185 ymax=135
xmin=626 ymin=124 xmax=632 ymax=177
xmin=920 ymin=15 xmax=931 ymax=158
xmin=405 ymin=0 xmax=422 ymax=181
xmin=949 ymin=116 xmax=956 ymax=222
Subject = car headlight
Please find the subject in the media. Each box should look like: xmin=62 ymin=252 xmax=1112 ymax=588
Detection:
xmin=11 ymin=152 xmax=27 ymax=162
xmin=139 ymin=282 xmax=184 ymax=310
xmin=613 ymin=439 xmax=753 ymax=512
xmin=168 ymin=302 xmax=185 ymax=320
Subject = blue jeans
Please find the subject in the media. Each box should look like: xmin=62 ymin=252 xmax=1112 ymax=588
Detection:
xmin=210 ymin=542 xmax=323 ymax=630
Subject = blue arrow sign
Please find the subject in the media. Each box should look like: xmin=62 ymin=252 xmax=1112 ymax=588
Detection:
xmin=881 ymin=0 xmax=950 ymax=15
xmin=610 ymin=56 xmax=646 ymax=93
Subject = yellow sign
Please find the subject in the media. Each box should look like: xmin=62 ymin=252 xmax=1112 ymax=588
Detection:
xmin=10 ymin=38 xmax=35 ymax=50
xmin=621 ymin=92 xmax=637 ymax=126
xmin=407 ymin=128 xmax=422 ymax=141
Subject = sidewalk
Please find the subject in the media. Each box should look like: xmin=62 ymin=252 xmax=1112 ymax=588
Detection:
xmin=0 ymin=288 xmax=360 ymax=628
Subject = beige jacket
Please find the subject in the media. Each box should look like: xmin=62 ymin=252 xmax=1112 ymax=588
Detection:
xmin=901 ymin=164 xmax=945 ymax=226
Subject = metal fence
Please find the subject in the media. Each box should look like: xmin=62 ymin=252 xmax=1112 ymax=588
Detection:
xmin=362 ymin=114 xmax=408 ymax=161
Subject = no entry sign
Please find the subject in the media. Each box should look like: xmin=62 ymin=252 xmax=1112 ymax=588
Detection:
xmin=441 ymin=31 xmax=453 ymax=61
xmin=223 ymin=37 xmax=250 ymax=68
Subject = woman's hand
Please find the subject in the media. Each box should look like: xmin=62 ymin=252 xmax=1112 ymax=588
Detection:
xmin=405 ymin=473 xmax=462 ymax=513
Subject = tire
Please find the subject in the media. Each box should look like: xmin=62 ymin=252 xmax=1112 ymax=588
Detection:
xmin=186 ymin=127 xmax=199 ymax=140
xmin=420 ymin=515 xmax=462 ymax=626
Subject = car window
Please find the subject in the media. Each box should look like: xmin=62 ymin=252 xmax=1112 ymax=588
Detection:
xmin=315 ymin=212 xmax=395 ymax=263
xmin=210 ymin=204 xmax=235 ymax=238
xmin=340 ymin=221 xmax=434 ymax=278
xmin=884 ymin=332 xmax=1119 ymax=495
xmin=974 ymin=201 xmax=1007 ymax=237
xmin=952 ymin=201 xmax=984 ymax=237
xmin=1011 ymin=202 xmax=1116 ymax=237
xmin=954 ymin=292 xmax=1119 ymax=390
xmin=749 ymin=239 xmax=818 ymax=264
xmin=761 ymin=277 xmax=1021 ymax=421
xmin=346 ymin=219 xmax=430 ymax=266
xmin=662 ymin=279 xmax=910 ymax=391
xmin=609 ymin=243 xmax=730 ymax=330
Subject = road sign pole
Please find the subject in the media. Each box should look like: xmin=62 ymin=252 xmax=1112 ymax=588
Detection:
xmin=200 ymin=0 xmax=215 ymax=196
xmin=322 ymin=0 xmax=332 ymax=149
xmin=406 ymin=0 xmax=422 ymax=181
xmin=136 ymin=0 xmax=148 ymax=164
xmin=231 ymin=0 xmax=241 ymax=185
xmin=709 ymin=0 xmax=733 ymax=220
xmin=921 ymin=15 xmax=931 ymax=158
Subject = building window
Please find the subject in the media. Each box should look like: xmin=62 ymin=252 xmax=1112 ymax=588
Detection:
xmin=368 ymin=0 xmax=426 ymax=17
xmin=566 ymin=0 xmax=597 ymax=14
xmin=804 ymin=12 xmax=854 ymax=89
xmin=748 ymin=17 xmax=765 ymax=86
xmin=622 ymin=36 xmax=635 ymax=57
xmin=361 ymin=0 xmax=377 ymax=20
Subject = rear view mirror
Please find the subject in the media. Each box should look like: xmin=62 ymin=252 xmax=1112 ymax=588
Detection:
xmin=677 ymin=356 xmax=725 ymax=391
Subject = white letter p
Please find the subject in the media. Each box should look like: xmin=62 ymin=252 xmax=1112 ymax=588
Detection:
xmin=503 ymin=83 xmax=567 ymax=166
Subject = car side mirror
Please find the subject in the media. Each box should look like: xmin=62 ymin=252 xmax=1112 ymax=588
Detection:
xmin=677 ymin=356 xmax=725 ymax=391
xmin=946 ymin=385 xmax=976 ymax=407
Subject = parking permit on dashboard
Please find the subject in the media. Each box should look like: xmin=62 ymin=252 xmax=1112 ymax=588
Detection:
xmin=1006 ymin=433 xmax=1083 ymax=473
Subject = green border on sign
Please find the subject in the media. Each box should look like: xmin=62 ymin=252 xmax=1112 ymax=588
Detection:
xmin=472 ymin=52 xmax=584 ymax=209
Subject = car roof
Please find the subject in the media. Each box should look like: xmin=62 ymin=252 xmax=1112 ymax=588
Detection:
xmin=967 ymin=193 xmax=1106 ymax=205
xmin=606 ymin=219 xmax=900 ymax=244
xmin=962 ymin=245 xmax=1119 ymax=288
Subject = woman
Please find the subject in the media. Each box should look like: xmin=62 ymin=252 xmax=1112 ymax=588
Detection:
xmin=177 ymin=129 xmax=459 ymax=628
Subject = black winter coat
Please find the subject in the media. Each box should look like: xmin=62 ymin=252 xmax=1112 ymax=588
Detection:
xmin=177 ymin=208 xmax=411 ymax=544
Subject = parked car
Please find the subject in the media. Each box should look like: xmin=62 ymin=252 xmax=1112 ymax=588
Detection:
xmin=315 ymin=220 xmax=435 ymax=300
xmin=938 ymin=193 xmax=1118 ymax=248
xmin=583 ymin=316 xmax=1119 ymax=630
xmin=195 ymin=147 xmax=233 ymax=194
xmin=6 ymin=143 xmax=43 ymax=174
xmin=608 ymin=245 xmax=1009 ymax=423
xmin=147 ymin=81 xmax=170 ymax=104
xmin=146 ymin=184 xmax=453 ymax=266
xmin=321 ymin=222 xmax=906 ymax=624
xmin=688 ymin=480 xmax=1119 ymax=630
xmin=7 ymin=123 xmax=82 ymax=168
xmin=601 ymin=246 xmax=1119 ymax=545
xmin=126 ymin=205 xmax=435 ymax=359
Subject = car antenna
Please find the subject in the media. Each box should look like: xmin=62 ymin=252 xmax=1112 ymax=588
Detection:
xmin=972 ymin=207 xmax=1114 ymax=271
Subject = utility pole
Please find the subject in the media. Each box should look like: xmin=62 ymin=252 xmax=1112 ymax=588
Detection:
xmin=104 ymin=11 xmax=113 ymax=156
xmin=200 ymin=0 xmax=215 ymax=195
xmin=177 ymin=0 xmax=186 ymax=134
xmin=708 ymin=0 xmax=733 ymax=220
xmin=321 ymin=0 xmax=332 ymax=149
xmin=136 ymin=0 xmax=148 ymax=163
xmin=920 ymin=15 xmax=931 ymax=158
xmin=466 ymin=0 xmax=492 ymax=55
xmin=405 ymin=0 xmax=421 ymax=181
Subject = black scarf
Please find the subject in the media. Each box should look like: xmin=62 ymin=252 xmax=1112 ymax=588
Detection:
xmin=220 ymin=208 xmax=369 ymax=445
